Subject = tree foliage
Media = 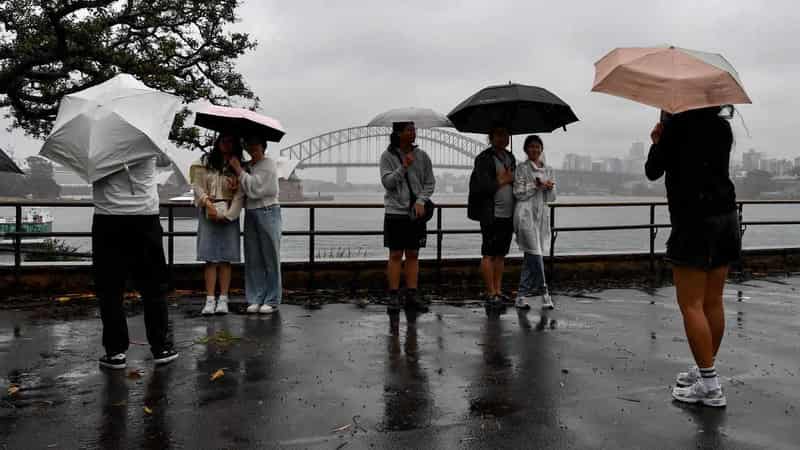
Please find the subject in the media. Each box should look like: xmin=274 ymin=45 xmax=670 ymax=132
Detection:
xmin=0 ymin=0 xmax=258 ymax=149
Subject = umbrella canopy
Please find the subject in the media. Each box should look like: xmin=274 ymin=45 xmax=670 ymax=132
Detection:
xmin=366 ymin=107 xmax=453 ymax=129
xmin=448 ymin=83 xmax=579 ymax=134
xmin=194 ymin=105 xmax=286 ymax=142
xmin=0 ymin=148 xmax=24 ymax=174
xmin=39 ymin=73 xmax=181 ymax=183
xmin=592 ymin=46 xmax=752 ymax=114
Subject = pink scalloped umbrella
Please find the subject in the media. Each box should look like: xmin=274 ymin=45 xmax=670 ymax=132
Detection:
xmin=592 ymin=46 xmax=752 ymax=114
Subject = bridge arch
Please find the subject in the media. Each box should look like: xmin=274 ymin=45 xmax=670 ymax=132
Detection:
xmin=279 ymin=126 xmax=487 ymax=170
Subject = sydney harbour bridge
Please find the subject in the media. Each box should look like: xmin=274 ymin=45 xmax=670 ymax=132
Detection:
xmin=278 ymin=125 xmax=639 ymax=188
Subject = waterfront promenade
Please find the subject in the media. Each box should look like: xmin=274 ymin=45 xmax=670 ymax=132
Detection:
xmin=2 ymin=276 xmax=798 ymax=449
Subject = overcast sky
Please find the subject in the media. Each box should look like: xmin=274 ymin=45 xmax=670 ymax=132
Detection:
xmin=3 ymin=0 xmax=799 ymax=181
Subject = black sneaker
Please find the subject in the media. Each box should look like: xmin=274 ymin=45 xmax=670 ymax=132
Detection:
xmin=99 ymin=353 xmax=126 ymax=370
xmin=153 ymin=349 xmax=179 ymax=366
xmin=387 ymin=292 xmax=402 ymax=313
xmin=485 ymin=295 xmax=505 ymax=310
xmin=498 ymin=294 xmax=514 ymax=305
xmin=405 ymin=291 xmax=430 ymax=313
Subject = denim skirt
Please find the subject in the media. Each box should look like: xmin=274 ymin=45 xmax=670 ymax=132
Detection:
xmin=196 ymin=209 xmax=241 ymax=263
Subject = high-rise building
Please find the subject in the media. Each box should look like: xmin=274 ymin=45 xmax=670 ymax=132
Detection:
xmin=742 ymin=149 xmax=763 ymax=172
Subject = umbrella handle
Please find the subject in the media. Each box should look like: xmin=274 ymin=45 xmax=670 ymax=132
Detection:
xmin=123 ymin=163 xmax=136 ymax=195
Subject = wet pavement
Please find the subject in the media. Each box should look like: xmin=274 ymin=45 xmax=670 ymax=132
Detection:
xmin=1 ymin=277 xmax=799 ymax=449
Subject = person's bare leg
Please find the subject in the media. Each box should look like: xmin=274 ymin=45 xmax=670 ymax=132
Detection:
xmin=218 ymin=263 xmax=232 ymax=297
xmin=204 ymin=263 xmax=218 ymax=297
xmin=493 ymin=257 xmax=505 ymax=296
xmin=404 ymin=250 xmax=419 ymax=289
xmin=481 ymin=256 xmax=496 ymax=296
xmin=387 ymin=250 xmax=404 ymax=290
xmin=704 ymin=266 xmax=729 ymax=359
xmin=674 ymin=266 xmax=714 ymax=368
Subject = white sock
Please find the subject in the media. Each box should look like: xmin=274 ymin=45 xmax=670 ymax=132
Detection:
xmin=699 ymin=367 xmax=720 ymax=391
xmin=206 ymin=296 xmax=216 ymax=302
xmin=219 ymin=295 xmax=229 ymax=302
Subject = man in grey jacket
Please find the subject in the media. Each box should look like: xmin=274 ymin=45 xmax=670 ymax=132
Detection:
xmin=379 ymin=121 xmax=435 ymax=313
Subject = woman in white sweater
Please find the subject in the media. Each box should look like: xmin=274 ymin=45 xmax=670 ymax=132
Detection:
xmin=513 ymin=135 xmax=556 ymax=310
xmin=230 ymin=134 xmax=282 ymax=314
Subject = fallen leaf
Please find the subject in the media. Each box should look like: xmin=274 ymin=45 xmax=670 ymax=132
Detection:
xmin=7 ymin=385 xmax=20 ymax=396
xmin=144 ymin=406 xmax=153 ymax=415
xmin=210 ymin=369 xmax=225 ymax=381
xmin=112 ymin=400 xmax=127 ymax=407
xmin=127 ymin=370 xmax=143 ymax=380
xmin=332 ymin=423 xmax=352 ymax=433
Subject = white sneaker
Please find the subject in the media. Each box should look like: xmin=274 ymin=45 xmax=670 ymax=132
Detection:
xmin=515 ymin=296 xmax=532 ymax=310
xmin=541 ymin=293 xmax=554 ymax=310
xmin=259 ymin=304 xmax=276 ymax=315
xmin=215 ymin=297 xmax=229 ymax=315
xmin=201 ymin=298 xmax=216 ymax=315
xmin=246 ymin=304 xmax=260 ymax=314
xmin=676 ymin=365 xmax=700 ymax=387
xmin=672 ymin=380 xmax=727 ymax=407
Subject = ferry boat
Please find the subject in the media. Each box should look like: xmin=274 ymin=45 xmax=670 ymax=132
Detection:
xmin=0 ymin=208 xmax=54 ymax=245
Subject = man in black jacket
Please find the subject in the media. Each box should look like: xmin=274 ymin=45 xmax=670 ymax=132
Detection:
xmin=468 ymin=127 xmax=516 ymax=308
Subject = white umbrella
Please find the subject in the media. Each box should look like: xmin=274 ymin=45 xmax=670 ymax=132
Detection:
xmin=39 ymin=73 xmax=182 ymax=182
xmin=367 ymin=107 xmax=454 ymax=129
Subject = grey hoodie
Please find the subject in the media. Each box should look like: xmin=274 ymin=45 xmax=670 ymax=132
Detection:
xmin=379 ymin=146 xmax=435 ymax=216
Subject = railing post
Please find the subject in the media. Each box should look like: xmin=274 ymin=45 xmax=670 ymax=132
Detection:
xmin=549 ymin=204 xmax=557 ymax=281
xmin=167 ymin=204 xmax=174 ymax=268
xmin=649 ymin=204 xmax=656 ymax=274
xmin=14 ymin=204 xmax=22 ymax=278
xmin=436 ymin=207 xmax=443 ymax=265
xmin=309 ymin=207 xmax=316 ymax=288
xmin=436 ymin=206 xmax=443 ymax=290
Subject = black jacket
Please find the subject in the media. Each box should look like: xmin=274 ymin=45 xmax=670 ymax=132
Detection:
xmin=645 ymin=108 xmax=736 ymax=225
xmin=468 ymin=147 xmax=516 ymax=224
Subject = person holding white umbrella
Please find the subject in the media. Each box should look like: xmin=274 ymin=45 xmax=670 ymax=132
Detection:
xmin=39 ymin=74 xmax=180 ymax=369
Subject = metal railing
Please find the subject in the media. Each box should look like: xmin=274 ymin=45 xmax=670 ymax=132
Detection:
xmin=3 ymin=200 xmax=800 ymax=277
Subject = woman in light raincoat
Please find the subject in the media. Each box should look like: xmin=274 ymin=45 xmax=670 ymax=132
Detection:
xmin=513 ymin=135 xmax=556 ymax=310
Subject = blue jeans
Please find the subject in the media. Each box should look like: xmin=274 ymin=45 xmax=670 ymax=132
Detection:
xmin=518 ymin=253 xmax=548 ymax=297
xmin=244 ymin=206 xmax=282 ymax=305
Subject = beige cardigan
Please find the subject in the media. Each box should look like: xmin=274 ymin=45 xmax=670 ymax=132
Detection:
xmin=190 ymin=161 xmax=244 ymax=221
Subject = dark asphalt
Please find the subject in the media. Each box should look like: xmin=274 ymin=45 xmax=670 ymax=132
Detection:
xmin=1 ymin=277 xmax=799 ymax=449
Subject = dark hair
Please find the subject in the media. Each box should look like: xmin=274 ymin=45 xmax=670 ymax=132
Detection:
xmin=244 ymin=135 xmax=268 ymax=149
xmin=487 ymin=124 xmax=509 ymax=140
xmin=202 ymin=134 xmax=244 ymax=173
xmin=389 ymin=121 xmax=413 ymax=149
xmin=523 ymin=135 xmax=543 ymax=152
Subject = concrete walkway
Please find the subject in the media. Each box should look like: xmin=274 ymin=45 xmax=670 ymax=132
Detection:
xmin=1 ymin=276 xmax=799 ymax=449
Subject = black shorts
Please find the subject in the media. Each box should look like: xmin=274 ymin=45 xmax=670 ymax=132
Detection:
xmin=384 ymin=214 xmax=427 ymax=251
xmin=666 ymin=210 xmax=741 ymax=270
xmin=480 ymin=217 xmax=514 ymax=257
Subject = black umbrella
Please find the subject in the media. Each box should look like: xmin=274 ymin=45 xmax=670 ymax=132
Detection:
xmin=447 ymin=82 xmax=579 ymax=134
xmin=0 ymin=148 xmax=24 ymax=174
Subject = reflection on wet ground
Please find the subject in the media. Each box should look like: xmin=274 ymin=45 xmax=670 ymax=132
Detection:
xmin=1 ymin=275 xmax=799 ymax=449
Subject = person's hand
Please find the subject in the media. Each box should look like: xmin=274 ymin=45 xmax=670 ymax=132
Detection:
xmin=497 ymin=167 xmax=513 ymax=186
xmin=651 ymin=123 xmax=663 ymax=145
xmin=402 ymin=152 xmax=415 ymax=168
xmin=229 ymin=156 xmax=242 ymax=175
xmin=226 ymin=176 xmax=239 ymax=193
xmin=205 ymin=202 xmax=219 ymax=221
xmin=544 ymin=180 xmax=556 ymax=190
xmin=414 ymin=203 xmax=425 ymax=219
